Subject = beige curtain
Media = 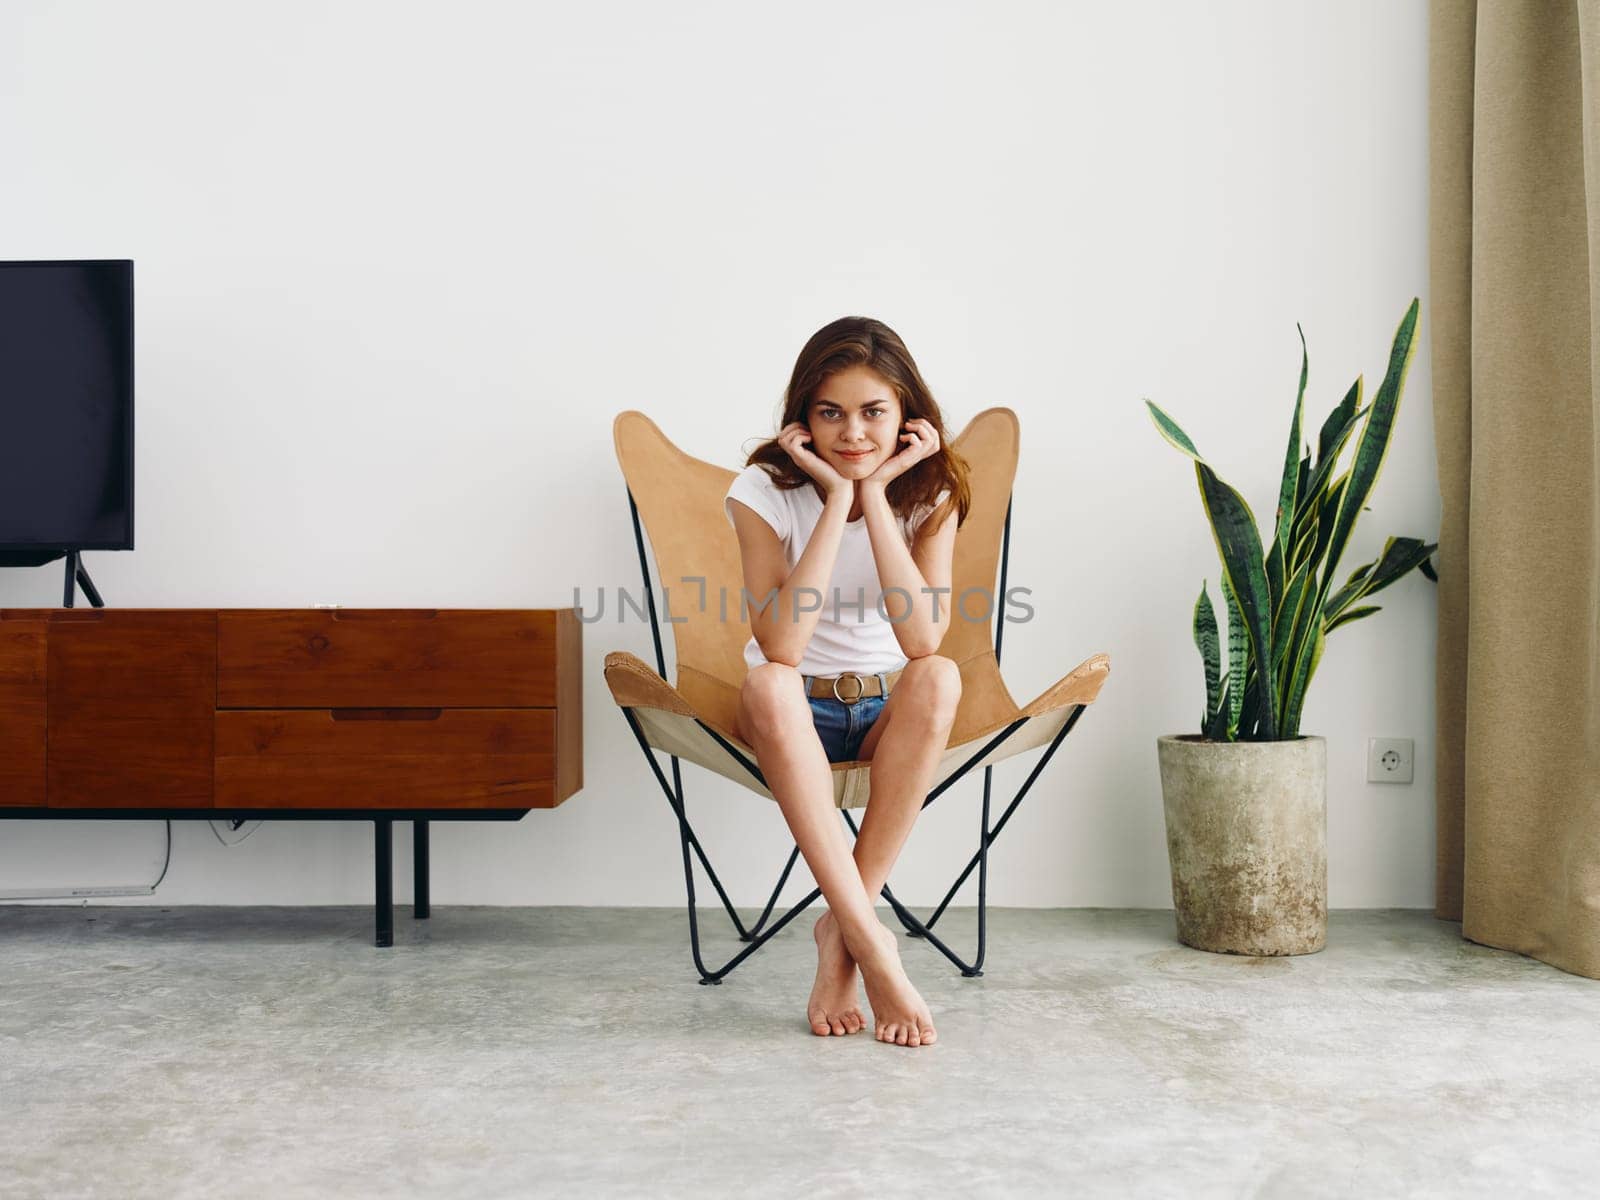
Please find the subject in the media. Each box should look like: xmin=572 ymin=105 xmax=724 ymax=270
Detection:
xmin=1430 ymin=1 xmax=1600 ymax=979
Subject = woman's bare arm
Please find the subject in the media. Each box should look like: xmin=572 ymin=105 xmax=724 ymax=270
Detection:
xmin=856 ymin=416 xmax=960 ymax=658
xmin=729 ymin=490 xmax=854 ymax=669
xmin=728 ymin=424 xmax=859 ymax=668
xmin=859 ymin=488 xmax=958 ymax=659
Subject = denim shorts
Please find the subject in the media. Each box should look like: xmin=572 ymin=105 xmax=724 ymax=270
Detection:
xmin=808 ymin=694 xmax=887 ymax=764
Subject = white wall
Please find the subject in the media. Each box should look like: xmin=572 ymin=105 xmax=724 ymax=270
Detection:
xmin=0 ymin=0 xmax=1436 ymax=909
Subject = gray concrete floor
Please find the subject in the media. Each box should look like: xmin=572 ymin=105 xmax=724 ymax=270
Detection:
xmin=1 ymin=906 xmax=1597 ymax=1199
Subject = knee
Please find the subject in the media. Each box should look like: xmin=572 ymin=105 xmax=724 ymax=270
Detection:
xmin=740 ymin=662 xmax=805 ymax=738
xmin=897 ymin=654 xmax=962 ymax=726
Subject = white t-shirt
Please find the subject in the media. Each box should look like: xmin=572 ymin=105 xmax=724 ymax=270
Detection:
xmin=723 ymin=465 xmax=948 ymax=676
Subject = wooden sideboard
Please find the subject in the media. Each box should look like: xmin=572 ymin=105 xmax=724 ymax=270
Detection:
xmin=0 ymin=607 xmax=582 ymax=945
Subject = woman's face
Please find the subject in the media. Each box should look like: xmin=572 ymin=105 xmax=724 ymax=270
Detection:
xmin=805 ymin=365 xmax=904 ymax=481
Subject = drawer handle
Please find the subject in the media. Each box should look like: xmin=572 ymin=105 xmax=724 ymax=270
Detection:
xmin=330 ymin=708 xmax=443 ymax=721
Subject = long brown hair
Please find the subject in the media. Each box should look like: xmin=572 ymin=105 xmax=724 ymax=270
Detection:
xmin=745 ymin=316 xmax=971 ymax=530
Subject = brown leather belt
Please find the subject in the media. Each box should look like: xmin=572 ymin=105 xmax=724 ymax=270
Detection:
xmin=802 ymin=669 xmax=901 ymax=704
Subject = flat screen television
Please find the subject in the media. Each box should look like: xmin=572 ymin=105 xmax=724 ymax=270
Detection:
xmin=0 ymin=259 xmax=134 ymax=565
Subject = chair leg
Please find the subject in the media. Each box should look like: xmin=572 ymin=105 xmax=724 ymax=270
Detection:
xmin=741 ymin=845 xmax=802 ymax=942
xmin=621 ymin=717 xmax=756 ymax=939
xmin=878 ymin=772 xmax=990 ymax=977
xmin=853 ymin=792 xmax=991 ymax=978
xmin=849 ymin=704 xmax=1087 ymax=976
xmin=619 ymin=701 xmax=1088 ymax=983
xmin=974 ymin=764 xmax=993 ymax=974
xmin=916 ymin=704 xmax=1085 ymax=935
xmin=880 ymin=881 xmax=987 ymax=976
xmin=622 ymin=709 xmax=823 ymax=983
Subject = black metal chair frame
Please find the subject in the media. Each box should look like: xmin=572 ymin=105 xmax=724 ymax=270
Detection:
xmin=619 ymin=489 xmax=1087 ymax=984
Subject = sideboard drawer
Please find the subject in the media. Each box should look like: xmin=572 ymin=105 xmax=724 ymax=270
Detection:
xmin=0 ymin=617 xmax=46 ymax=806
xmin=214 ymin=708 xmax=559 ymax=809
xmin=48 ymin=611 xmax=216 ymax=809
xmin=218 ymin=610 xmax=572 ymax=708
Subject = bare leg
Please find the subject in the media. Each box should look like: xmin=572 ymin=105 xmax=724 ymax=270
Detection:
xmin=814 ymin=655 xmax=962 ymax=1045
xmin=737 ymin=662 xmax=937 ymax=1046
xmin=853 ymin=655 xmax=963 ymax=902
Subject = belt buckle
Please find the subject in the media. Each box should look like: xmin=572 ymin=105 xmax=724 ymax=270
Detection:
xmin=831 ymin=672 xmax=865 ymax=704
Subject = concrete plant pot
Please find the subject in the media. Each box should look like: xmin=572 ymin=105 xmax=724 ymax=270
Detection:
xmin=1155 ymin=734 xmax=1327 ymax=956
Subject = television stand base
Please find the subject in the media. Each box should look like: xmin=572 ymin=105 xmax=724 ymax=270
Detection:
xmin=61 ymin=551 xmax=104 ymax=608
xmin=0 ymin=549 xmax=105 ymax=607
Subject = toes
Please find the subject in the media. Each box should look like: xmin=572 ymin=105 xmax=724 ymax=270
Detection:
xmin=828 ymin=1017 xmax=845 ymax=1036
xmin=895 ymin=1026 xmax=910 ymax=1046
xmin=920 ymin=1025 xmax=937 ymax=1045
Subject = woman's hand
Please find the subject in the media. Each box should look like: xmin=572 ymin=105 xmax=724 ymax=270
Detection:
xmin=863 ymin=418 xmax=940 ymax=489
xmin=777 ymin=422 xmax=850 ymax=496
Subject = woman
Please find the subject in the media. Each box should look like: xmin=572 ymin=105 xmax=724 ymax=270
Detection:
xmin=725 ymin=315 xmax=971 ymax=1048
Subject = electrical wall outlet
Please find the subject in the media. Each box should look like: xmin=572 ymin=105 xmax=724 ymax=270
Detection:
xmin=1366 ymin=737 xmax=1414 ymax=784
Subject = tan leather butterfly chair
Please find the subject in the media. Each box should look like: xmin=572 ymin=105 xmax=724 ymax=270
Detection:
xmin=605 ymin=408 xmax=1110 ymax=983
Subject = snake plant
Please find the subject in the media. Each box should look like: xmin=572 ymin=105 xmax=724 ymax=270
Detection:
xmin=1146 ymin=298 xmax=1437 ymax=741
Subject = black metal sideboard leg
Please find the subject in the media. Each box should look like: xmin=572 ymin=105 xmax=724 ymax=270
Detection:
xmin=375 ymin=819 xmax=393 ymax=947
xmin=413 ymin=819 xmax=430 ymax=919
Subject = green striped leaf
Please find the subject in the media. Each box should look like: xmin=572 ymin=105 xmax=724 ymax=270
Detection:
xmin=1193 ymin=581 xmax=1221 ymax=723
xmin=1204 ymin=677 xmax=1232 ymax=740
xmin=1317 ymin=377 xmax=1361 ymax=467
xmin=1267 ymin=534 xmax=1284 ymax=623
xmin=1310 ymin=472 xmax=1349 ymax=569
xmin=1271 ymin=555 xmax=1314 ymax=679
xmin=1145 ymin=400 xmax=1204 ymax=462
xmin=1316 ymin=300 xmax=1420 ymax=612
xmin=1295 ymin=395 xmax=1369 ymax=528
xmin=1289 ymin=518 xmax=1319 ymax=576
xmin=1276 ymin=570 xmax=1323 ymax=725
xmin=1195 ymin=461 xmax=1278 ymax=740
xmin=1282 ymin=622 xmax=1327 ymax=736
xmin=1222 ymin=574 xmax=1246 ymax=738
xmin=1359 ymin=536 xmax=1437 ymax=598
xmin=1325 ymin=561 xmax=1376 ymax=621
xmin=1326 ymin=604 xmax=1382 ymax=632
xmin=1274 ymin=326 xmax=1308 ymax=564
xmin=1326 ymin=537 xmax=1437 ymax=621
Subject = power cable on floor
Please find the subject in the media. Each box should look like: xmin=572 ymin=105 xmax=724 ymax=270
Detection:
xmin=0 ymin=820 xmax=172 ymax=901
xmin=209 ymin=819 xmax=261 ymax=847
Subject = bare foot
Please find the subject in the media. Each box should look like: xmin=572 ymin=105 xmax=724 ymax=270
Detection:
xmin=853 ymin=921 xmax=938 ymax=1047
xmin=807 ymin=910 xmax=866 ymax=1036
